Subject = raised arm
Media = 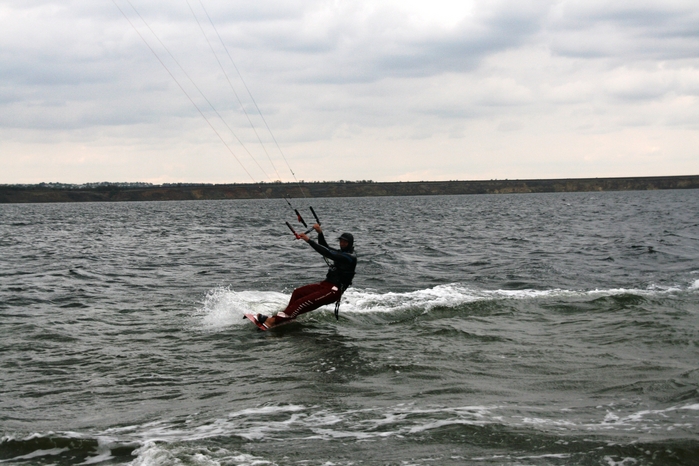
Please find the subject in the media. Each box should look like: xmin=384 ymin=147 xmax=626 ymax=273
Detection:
xmin=298 ymin=226 xmax=354 ymax=264
xmin=316 ymin=227 xmax=329 ymax=248
xmin=307 ymin=239 xmax=355 ymax=264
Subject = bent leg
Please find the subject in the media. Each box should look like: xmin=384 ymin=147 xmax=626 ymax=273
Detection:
xmin=271 ymin=281 xmax=342 ymax=325
xmin=287 ymin=282 xmax=322 ymax=306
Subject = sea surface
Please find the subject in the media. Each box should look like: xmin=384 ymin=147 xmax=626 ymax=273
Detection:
xmin=1 ymin=190 xmax=698 ymax=465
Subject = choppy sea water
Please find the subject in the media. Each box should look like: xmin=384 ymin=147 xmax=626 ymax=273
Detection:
xmin=1 ymin=190 xmax=698 ymax=465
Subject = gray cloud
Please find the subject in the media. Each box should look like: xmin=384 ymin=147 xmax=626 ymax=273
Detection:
xmin=237 ymin=0 xmax=553 ymax=83
xmin=1 ymin=0 xmax=698 ymax=183
xmin=548 ymin=1 xmax=699 ymax=59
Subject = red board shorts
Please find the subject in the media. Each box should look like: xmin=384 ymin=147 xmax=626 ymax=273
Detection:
xmin=275 ymin=281 xmax=342 ymax=323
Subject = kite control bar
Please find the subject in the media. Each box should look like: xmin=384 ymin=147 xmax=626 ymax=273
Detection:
xmin=284 ymin=196 xmax=308 ymax=229
xmin=284 ymin=200 xmax=322 ymax=238
xmin=310 ymin=206 xmax=320 ymax=226
xmin=285 ymin=221 xmax=301 ymax=239
xmin=301 ymin=206 xmax=322 ymax=234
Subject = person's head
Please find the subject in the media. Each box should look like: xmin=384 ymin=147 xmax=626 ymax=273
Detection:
xmin=338 ymin=232 xmax=354 ymax=251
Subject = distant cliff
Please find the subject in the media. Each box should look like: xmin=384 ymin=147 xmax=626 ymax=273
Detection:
xmin=1 ymin=175 xmax=698 ymax=203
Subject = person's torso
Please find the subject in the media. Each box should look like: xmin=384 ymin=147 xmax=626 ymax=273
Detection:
xmin=325 ymin=250 xmax=356 ymax=288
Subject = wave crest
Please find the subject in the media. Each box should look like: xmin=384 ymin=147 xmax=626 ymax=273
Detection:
xmin=195 ymin=280 xmax=695 ymax=329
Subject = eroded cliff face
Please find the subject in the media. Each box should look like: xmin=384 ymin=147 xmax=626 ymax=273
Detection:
xmin=2 ymin=176 xmax=698 ymax=203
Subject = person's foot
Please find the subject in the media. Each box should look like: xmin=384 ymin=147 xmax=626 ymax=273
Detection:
xmin=266 ymin=317 xmax=278 ymax=327
xmin=258 ymin=314 xmax=277 ymax=328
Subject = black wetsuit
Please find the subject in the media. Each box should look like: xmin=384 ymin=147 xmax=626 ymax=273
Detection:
xmin=308 ymin=232 xmax=357 ymax=289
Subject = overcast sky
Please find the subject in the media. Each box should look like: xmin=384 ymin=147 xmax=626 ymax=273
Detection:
xmin=1 ymin=0 xmax=698 ymax=184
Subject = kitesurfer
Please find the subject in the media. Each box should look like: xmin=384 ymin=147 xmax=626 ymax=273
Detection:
xmin=256 ymin=224 xmax=356 ymax=328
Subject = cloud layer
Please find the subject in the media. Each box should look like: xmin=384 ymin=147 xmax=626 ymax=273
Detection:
xmin=1 ymin=0 xmax=698 ymax=183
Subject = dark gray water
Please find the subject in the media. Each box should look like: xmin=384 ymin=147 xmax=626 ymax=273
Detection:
xmin=1 ymin=190 xmax=698 ymax=465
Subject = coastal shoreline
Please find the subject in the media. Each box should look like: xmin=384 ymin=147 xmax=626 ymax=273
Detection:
xmin=1 ymin=175 xmax=698 ymax=203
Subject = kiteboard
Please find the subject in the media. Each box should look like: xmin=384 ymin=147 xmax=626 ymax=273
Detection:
xmin=244 ymin=313 xmax=299 ymax=331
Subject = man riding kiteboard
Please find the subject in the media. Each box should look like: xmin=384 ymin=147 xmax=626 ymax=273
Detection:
xmin=253 ymin=223 xmax=356 ymax=329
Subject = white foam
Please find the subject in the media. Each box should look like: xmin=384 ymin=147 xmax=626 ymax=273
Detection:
xmin=111 ymin=404 xmax=500 ymax=447
xmin=91 ymin=401 xmax=697 ymax=465
xmin=228 ymin=405 xmax=306 ymax=418
xmin=337 ymin=283 xmax=689 ymax=316
xmin=196 ymin=287 xmax=288 ymax=331
xmin=599 ymin=404 xmax=699 ymax=426
xmin=122 ymin=407 xmax=310 ymax=444
xmin=340 ymin=284 xmax=570 ymax=314
xmin=604 ymin=456 xmax=639 ymax=466
xmin=128 ymin=442 xmax=177 ymax=466
xmin=5 ymin=448 xmax=68 ymax=461
xmin=517 ymin=453 xmax=572 ymax=460
xmin=128 ymin=443 xmax=271 ymax=466
xmin=78 ymin=436 xmax=117 ymax=465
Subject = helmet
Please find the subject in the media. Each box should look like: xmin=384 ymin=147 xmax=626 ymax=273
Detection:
xmin=338 ymin=233 xmax=354 ymax=246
